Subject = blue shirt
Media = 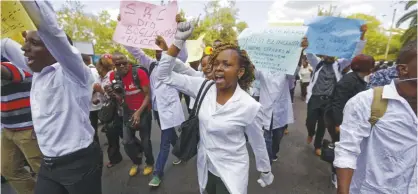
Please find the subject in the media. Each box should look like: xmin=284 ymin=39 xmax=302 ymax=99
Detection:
xmin=367 ymin=66 xmax=398 ymax=89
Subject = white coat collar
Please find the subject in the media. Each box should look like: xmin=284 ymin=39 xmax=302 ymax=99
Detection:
xmin=210 ymin=84 xmax=244 ymax=116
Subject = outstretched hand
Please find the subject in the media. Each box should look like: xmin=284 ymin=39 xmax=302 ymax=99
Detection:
xmin=155 ymin=35 xmax=168 ymax=51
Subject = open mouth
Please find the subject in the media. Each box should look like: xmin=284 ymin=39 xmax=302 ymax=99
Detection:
xmin=214 ymin=74 xmax=225 ymax=84
xmin=27 ymin=57 xmax=35 ymax=66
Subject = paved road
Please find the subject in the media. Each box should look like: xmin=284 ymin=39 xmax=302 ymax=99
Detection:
xmin=2 ymin=83 xmax=335 ymax=194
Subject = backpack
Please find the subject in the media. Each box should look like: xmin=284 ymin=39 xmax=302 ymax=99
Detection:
xmin=320 ymin=86 xmax=388 ymax=164
xmin=114 ymin=65 xmax=148 ymax=91
xmin=369 ymin=86 xmax=388 ymax=127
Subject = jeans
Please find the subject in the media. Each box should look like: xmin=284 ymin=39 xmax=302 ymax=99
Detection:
xmin=306 ymin=95 xmax=328 ymax=149
xmin=89 ymin=110 xmax=100 ymax=144
xmin=153 ymin=127 xmax=178 ymax=177
xmin=1 ymin=129 xmax=42 ymax=194
xmin=122 ymin=111 xmax=154 ymax=166
xmin=272 ymin=125 xmax=287 ymax=157
xmin=300 ymin=82 xmax=309 ymax=98
xmin=34 ymin=142 xmax=103 ymax=194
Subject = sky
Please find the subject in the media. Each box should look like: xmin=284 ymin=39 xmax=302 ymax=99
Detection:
xmin=52 ymin=0 xmax=411 ymax=31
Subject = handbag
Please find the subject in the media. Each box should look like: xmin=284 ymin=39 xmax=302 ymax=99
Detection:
xmin=98 ymin=99 xmax=118 ymax=123
xmin=172 ymin=79 xmax=214 ymax=162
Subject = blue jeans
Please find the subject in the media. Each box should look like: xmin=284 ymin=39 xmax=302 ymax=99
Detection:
xmin=153 ymin=127 xmax=178 ymax=177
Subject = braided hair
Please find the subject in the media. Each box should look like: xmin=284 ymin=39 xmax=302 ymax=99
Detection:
xmin=208 ymin=43 xmax=255 ymax=91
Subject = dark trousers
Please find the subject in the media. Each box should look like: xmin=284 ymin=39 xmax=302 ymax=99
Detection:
xmin=35 ymin=143 xmax=103 ymax=194
xmin=300 ymin=82 xmax=309 ymax=98
xmin=306 ymin=95 xmax=328 ymax=149
xmin=123 ymin=111 xmax=154 ymax=166
xmin=105 ymin=116 xmax=123 ymax=165
xmin=324 ymin=110 xmax=339 ymax=143
xmin=89 ymin=110 xmax=100 ymax=144
xmin=272 ymin=125 xmax=287 ymax=157
xmin=206 ymin=171 xmax=230 ymax=194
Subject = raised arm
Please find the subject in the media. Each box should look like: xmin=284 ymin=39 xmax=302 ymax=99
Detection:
xmin=157 ymin=52 xmax=205 ymax=98
xmin=124 ymin=45 xmax=156 ymax=70
xmin=173 ymin=58 xmax=202 ymax=77
xmin=21 ymin=1 xmax=89 ymax=84
xmin=1 ymin=38 xmax=31 ymax=74
xmin=334 ymin=91 xmax=372 ymax=194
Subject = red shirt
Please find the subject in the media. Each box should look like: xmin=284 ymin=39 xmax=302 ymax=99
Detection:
xmin=109 ymin=66 xmax=150 ymax=110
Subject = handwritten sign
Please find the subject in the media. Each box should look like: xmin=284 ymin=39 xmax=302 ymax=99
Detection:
xmin=113 ymin=1 xmax=178 ymax=50
xmin=238 ymin=26 xmax=308 ymax=76
xmin=304 ymin=16 xmax=365 ymax=59
xmin=186 ymin=34 xmax=205 ymax=63
xmin=1 ymin=1 xmax=37 ymax=38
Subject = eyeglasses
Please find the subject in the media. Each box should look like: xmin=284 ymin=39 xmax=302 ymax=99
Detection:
xmin=114 ymin=62 xmax=128 ymax=67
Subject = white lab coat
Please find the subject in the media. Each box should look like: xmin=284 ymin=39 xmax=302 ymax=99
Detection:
xmin=305 ymin=40 xmax=366 ymax=103
xmin=188 ymin=71 xmax=205 ymax=110
xmin=124 ymin=46 xmax=198 ymax=130
xmin=255 ymin=70 xmax=294 ymax=129
xmin=157 ymin=53 xmax=271 ymax=194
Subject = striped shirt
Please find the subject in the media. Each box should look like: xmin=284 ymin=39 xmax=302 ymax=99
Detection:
xmin=1 ymin=62 xmax=33 ymax=131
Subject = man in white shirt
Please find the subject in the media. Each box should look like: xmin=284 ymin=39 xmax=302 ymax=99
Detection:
xmin=83 ymin=54 xmax=103 ymax=144
xmin=2 ymin=1 xmax=102 ymax=194
xmin=334 ymin=40 xmax=417 ymax=194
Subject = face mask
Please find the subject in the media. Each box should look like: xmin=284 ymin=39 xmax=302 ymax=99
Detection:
xmin=364 ymin=75 xmax=370 ymax=83
xmin=398 ymin=78 xmax=418 ymax=82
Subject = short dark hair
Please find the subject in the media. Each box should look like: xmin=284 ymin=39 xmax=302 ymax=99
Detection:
xmin=350 ymin=54 xmax=375 ymax=73
xmin=397 ymin=40 xmax=417 ymax=64
xmin=66 ymin=34 xmax=73 ymax=46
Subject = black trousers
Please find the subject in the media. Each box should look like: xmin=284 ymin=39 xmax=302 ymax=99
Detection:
xmin=306 ymin=95 xmax=329 ymax=149
xmin=206 ymin=171 xmax=229 ymax=194
xmin=35 ymin=142 xmax=103 ymax=194
xmin=324 ymin=110 xmax=340 ymax=143
xmin=89 ymin=110 xmax=100 ymax=144
xmin=105 ymin=116 xmax=123 ymax=165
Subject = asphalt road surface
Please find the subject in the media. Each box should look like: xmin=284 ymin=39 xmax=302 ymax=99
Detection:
xmin=2 ymin=83 xmax=336 ymax=194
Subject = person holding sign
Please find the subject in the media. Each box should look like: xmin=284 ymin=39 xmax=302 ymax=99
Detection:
xmin=157 ymin=22 xmax=273 ymax=194
xmin=304 ymin=25 xmax=367 ymax=156
xmin=3 ymin=1 xmax=102 ymax=194
xmin=118 ymin=14 xmax=198 ymax=187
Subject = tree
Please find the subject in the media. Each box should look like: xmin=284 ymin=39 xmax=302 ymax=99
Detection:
xmin=317 ymin=4 xmax=341 ymax=16
xmin=347 ymin=13 xmax=402 ymax=60
xmin=396 ymin=0 xmax=417 ymax=44
xmin=190 ymin=0 xmax=248 ymax=46
xmin=56 ymin=1 xmax=154 ymax=62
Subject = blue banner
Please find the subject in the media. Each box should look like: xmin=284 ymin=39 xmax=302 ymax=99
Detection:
xmin=304 ymin=16 xmax=365 ymax=59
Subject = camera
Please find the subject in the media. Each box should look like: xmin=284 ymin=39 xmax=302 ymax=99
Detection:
xmin=111 ymin=79 xmax=124 ymax=95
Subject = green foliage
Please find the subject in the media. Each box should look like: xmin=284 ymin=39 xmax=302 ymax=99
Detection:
xmin=347 ymin=13 xmax=402 ymax=60
xmin=56 ymin=1 xmax=154 ymax=63
xmin=317 ymin=4 xmax=341 ymax=17
xmin=396 ymin=0 xmax=417 ymax=45
xmin=190 ymin=0 xmax=248 ymax=46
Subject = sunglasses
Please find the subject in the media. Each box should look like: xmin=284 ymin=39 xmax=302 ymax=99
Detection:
xmin=114 ymin=62 xmax=128 ymax=67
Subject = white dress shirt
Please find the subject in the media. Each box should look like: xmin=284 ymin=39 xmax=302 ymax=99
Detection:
xmin=299 ymin=65 xmax=313 ymax=83
xmin=334 ymin=81 xmax=417 ymax=194
xmin=4 ymin=1 xmax=95 ymax=157
xmin=124 ymin=46 xmax=198 ymax=130
xmin=157 ymin=53 xmax=271 ymax=194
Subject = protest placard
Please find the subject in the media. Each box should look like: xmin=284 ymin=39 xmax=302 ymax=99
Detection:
xmin=186 ymin=34 xmax=205 ymax=63
xmin=304 ymin=16 xmax=365 ymax=59
xmin=113 ymin=1 xmax=178 ymax=50
xmin=1 ymin=1 xmax=37 ymax=38
xmin=238 ymin=26 xmax=307 ymax=76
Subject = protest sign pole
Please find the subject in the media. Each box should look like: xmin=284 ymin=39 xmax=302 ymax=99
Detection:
xmin=384 ymin=8 xmax=396 ymax=60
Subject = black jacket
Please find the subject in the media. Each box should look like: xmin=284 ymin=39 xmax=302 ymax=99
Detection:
xmin=328 ymin=72 xmax=367 ymax=126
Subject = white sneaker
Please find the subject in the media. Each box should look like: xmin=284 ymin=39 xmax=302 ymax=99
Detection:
xmin=331 ymin=173 xmax=337 ymax=188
